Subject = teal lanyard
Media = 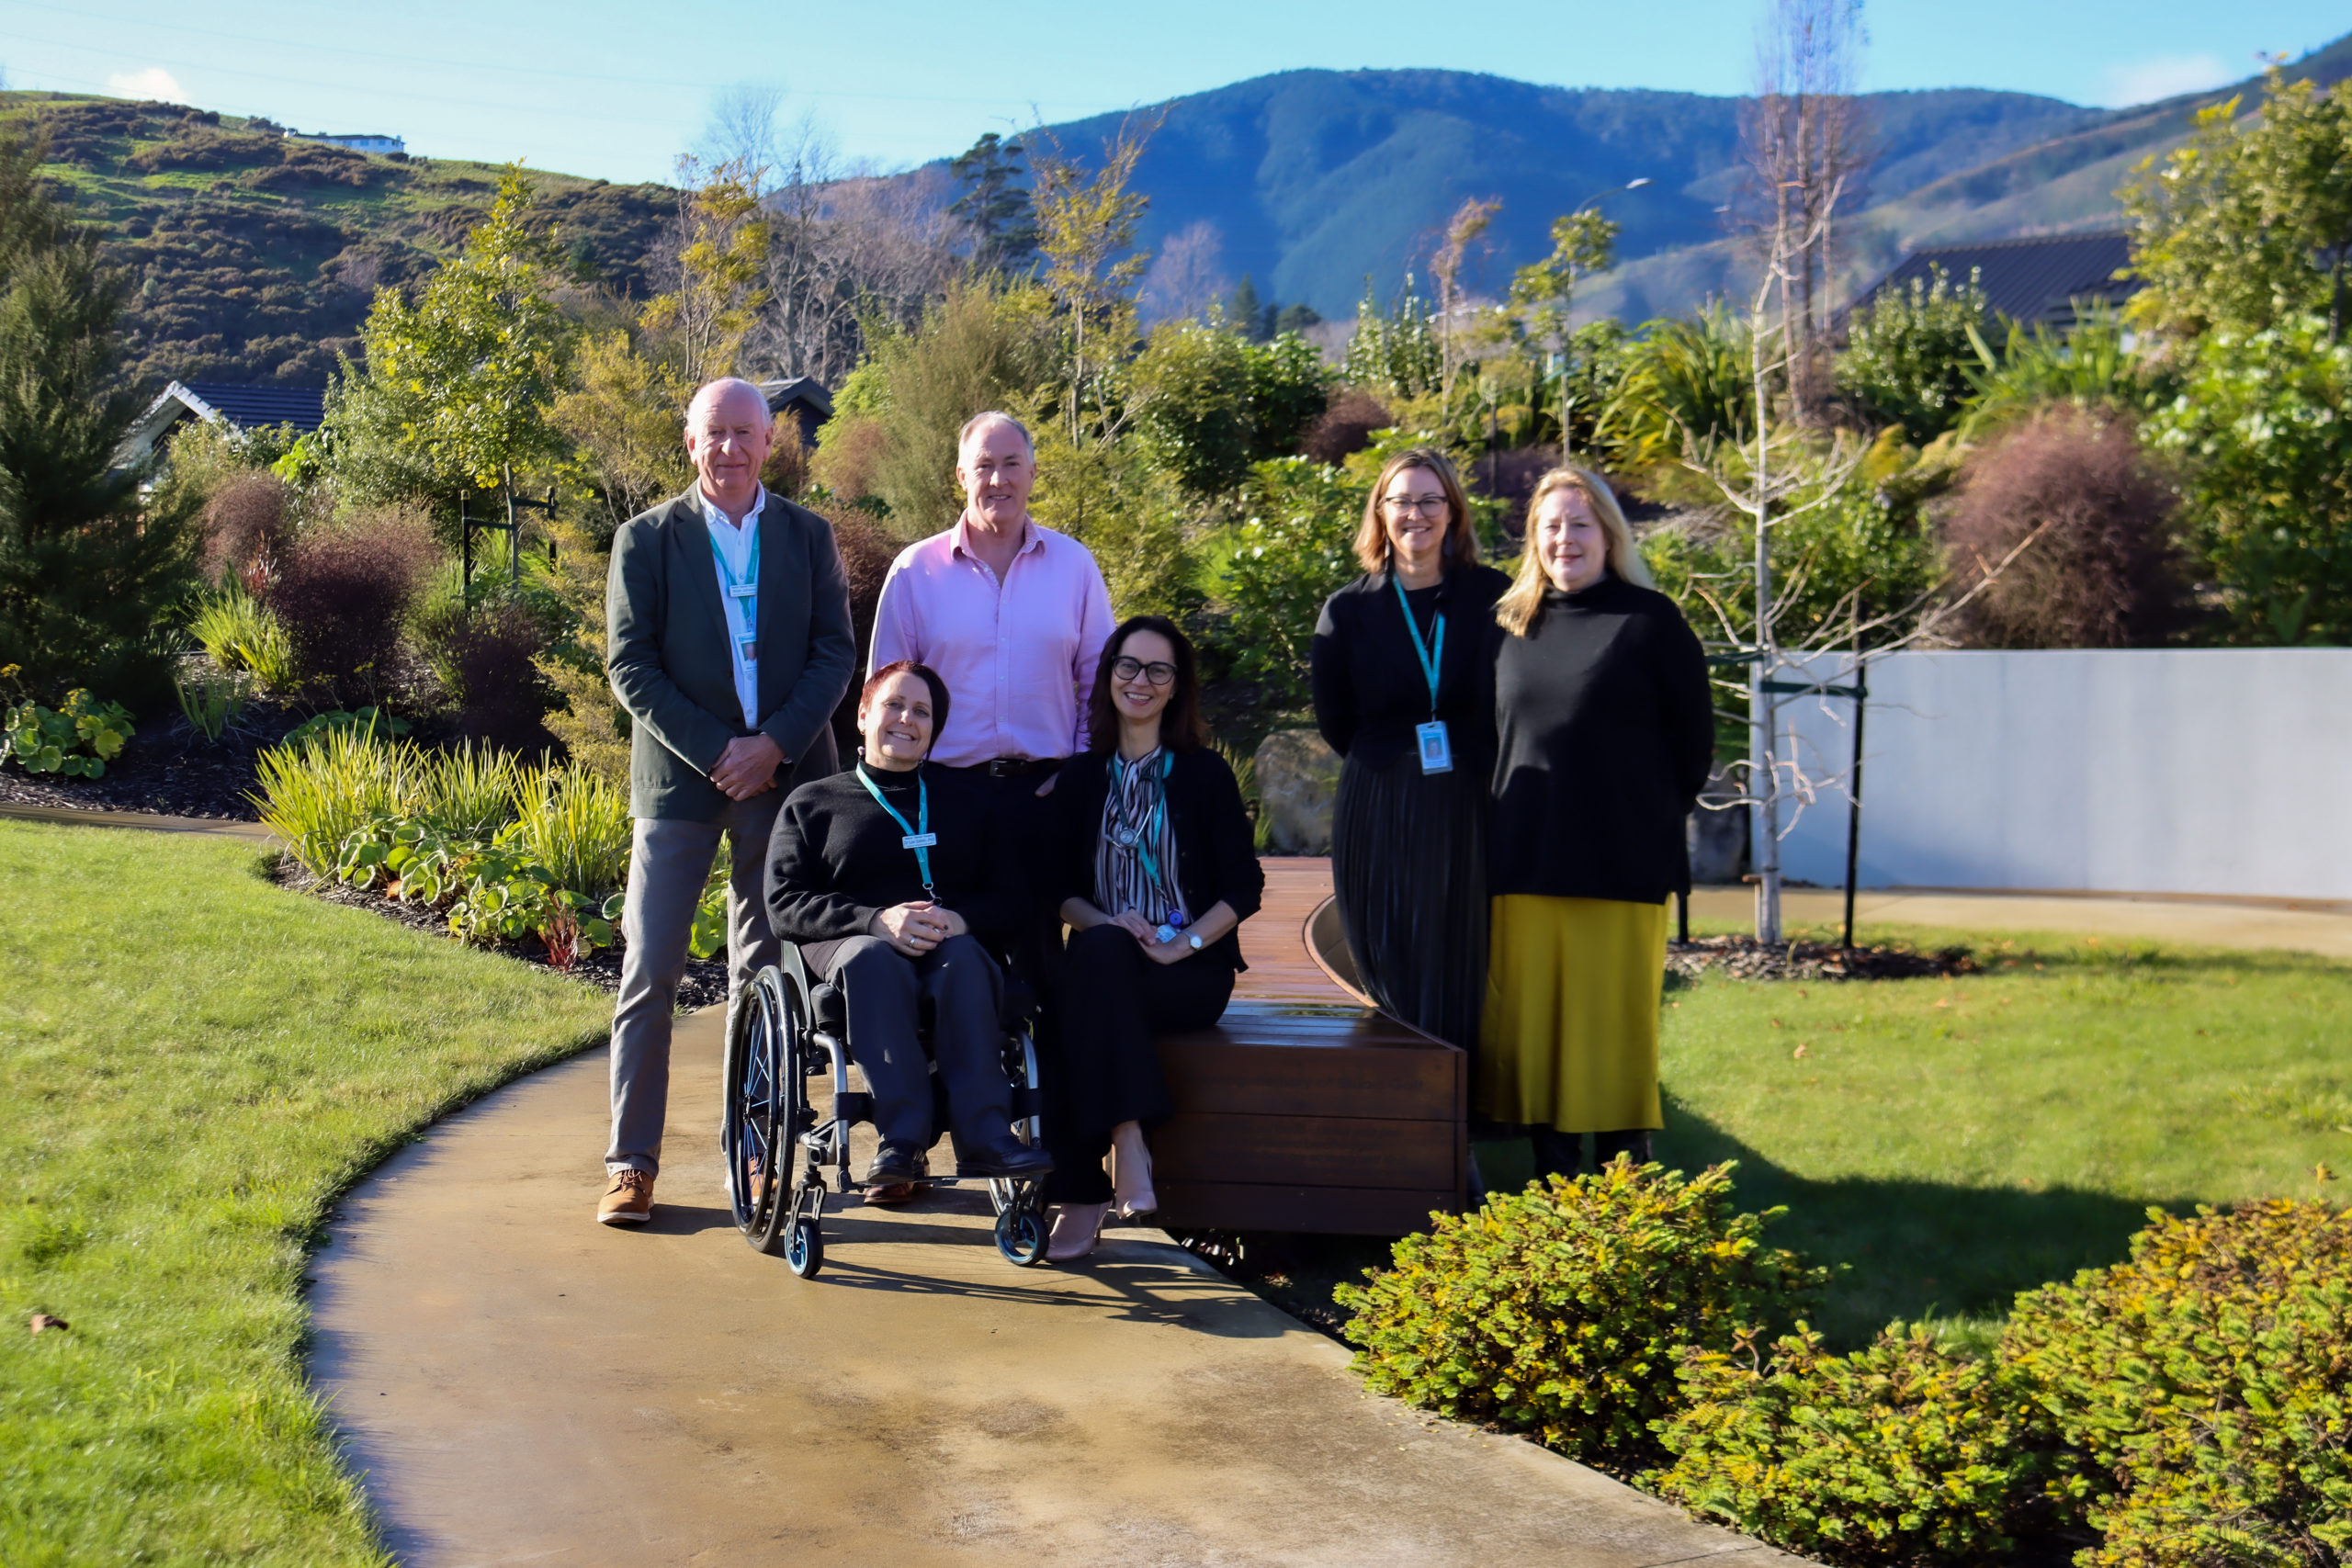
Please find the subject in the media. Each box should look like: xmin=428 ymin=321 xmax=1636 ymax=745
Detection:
xmin=1392 ymin=572 xmax=1445 ymax=715
xmin=1114 ymin=751 xmax=1174 ymax=902
xmin=714 ymin=517 xmax=761 ymax=648
xmin=854 ymin=763 xmax=932 ymax=897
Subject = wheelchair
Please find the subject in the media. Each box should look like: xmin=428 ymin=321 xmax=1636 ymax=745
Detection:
xmin=720 ymin=942 xmax=1051 ymax=1279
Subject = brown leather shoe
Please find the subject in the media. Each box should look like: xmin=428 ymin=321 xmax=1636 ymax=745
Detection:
xmin=598 ymin=1168 xmax=654 ymax=1225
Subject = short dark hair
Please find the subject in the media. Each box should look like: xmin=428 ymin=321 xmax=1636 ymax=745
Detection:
xmin=859 ymin=660 xmax=951 ymax=753
xmin=1086 ymin=615 xmax=1207 ymax=754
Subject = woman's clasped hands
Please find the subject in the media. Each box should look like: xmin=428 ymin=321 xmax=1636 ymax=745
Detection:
xmin=870 ymin=900 xmax=966 ymax=956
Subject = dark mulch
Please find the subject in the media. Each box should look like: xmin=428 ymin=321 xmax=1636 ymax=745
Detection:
xmin=0 ymin=708 xmax=303 ymax=820
xmin=271 ymin=857 xmax=730 ymax=1012
xmin=1667 ymin=934 xmax=1981 ymax=982
xmin=1170 ymin=1229 xmax=1385 ymax=1344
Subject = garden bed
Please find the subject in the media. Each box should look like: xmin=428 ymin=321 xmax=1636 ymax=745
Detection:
xmin=0 ymin=717 xmax=288 ymax=819
xmin=1665 ymin=933 xmax=1982 ymax=982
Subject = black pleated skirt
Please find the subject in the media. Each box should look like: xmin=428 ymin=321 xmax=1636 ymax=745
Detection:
xmin=1330 ymin=750 xmax=1490 ymax=1050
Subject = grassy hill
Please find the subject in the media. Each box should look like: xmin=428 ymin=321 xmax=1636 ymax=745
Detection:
xmin=6 ymin=93 xmax=672 ymax=391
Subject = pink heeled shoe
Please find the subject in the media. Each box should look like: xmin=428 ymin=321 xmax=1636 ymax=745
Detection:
xmin=1046 ymin=1201 xmax=1110 ymax=1261
xmin=1112 ymin=1132 xmax=1158 ymax=1222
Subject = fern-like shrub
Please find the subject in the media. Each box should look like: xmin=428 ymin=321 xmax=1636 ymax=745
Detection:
xmin=2002 ymin=1200 xmax=2352 ymax=1568
xmin=1334 ymin=1160 xmax=1822 ymax=1472
xmin=1654 ymin=1325 xmax=2055 ymax=1566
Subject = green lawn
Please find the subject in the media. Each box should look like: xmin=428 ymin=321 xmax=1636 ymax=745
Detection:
xmin=1641 ymin=922 xmax=2350 ymax=1347
xmin=0 ymin=820 xmax=611 ymax=1567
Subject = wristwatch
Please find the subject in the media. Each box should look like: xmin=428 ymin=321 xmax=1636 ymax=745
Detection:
xmin=1187 ymin=932 xmax=1204 ymax=951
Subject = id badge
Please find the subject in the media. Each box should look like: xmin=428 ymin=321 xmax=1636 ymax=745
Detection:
xmin=1415 ymin=720 xmax=1453 ymax=774
xmin=738 ymin=638 xmax=758 ymax=662
xmin=901 ymin=832 xmax=937 ymax=850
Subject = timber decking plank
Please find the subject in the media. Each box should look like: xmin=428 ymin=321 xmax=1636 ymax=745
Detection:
xmin=1151 ymin=1112 xmax=1456 ymax=1189
xmin=1157 ymin=1036 xmax=1461 ymax=1118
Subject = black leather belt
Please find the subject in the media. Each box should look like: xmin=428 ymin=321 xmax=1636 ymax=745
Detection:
xmin=967 ymin=757 xmax=1062 ymax=779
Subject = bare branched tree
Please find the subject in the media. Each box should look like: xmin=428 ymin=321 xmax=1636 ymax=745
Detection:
xmin=1137 ymin=219 xmax=1229 ymax=325
xmin=695 ymin=84 xmax=788 ymax=193
xmin=1740 ymin=0 xmax=1871 ymax=420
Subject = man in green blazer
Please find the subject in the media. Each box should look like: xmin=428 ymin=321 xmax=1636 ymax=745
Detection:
xmin=598 ymin=377 xmax=855 ymax=1225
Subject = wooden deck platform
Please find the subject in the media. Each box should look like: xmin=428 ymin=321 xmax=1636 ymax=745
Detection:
xmin=1149 ymin=858 xmax=1469 ymax=1235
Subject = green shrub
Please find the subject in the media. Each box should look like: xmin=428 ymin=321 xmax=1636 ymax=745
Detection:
xmin=509 ymin=761 xmax=631 ymax=901
xmin=412 ymin=744 xmax=519 ymax=840
xmin=1128 ymin=322 xmax=1330 ymax=497
xmin=1834 ymin=265 xmax=1992 ymax=446
xmin=334 ymin=814 xmax=616 ymax=955
xmin=1335 ymin=1160 xmax=1824 ymax=1472
xmin=173 ymin=670 xmax=246 ymax=743
xmin=283 ymin=706 xmax=410 ymax=749
xmin=2001 ymin=1200 xmax=2352 ymax=1568
xmin=1218 ymin=457 xmax=1362 ymax=711
xmin=2 ymin=691 xmax=136 ymax=777
xmin=1654 ymin=1325 xmax=2052 ymax=1565
xmin=250 ymin=726 xmax=417 ymax=874
xmin=189 ymin=587 xmax=299 ymax=694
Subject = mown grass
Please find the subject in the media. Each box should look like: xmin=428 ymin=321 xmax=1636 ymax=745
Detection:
xmin=0 ymin=820 xmax=611 ymax=1566
xmin=1647 ymin=922 xmax=2352 ymax=1347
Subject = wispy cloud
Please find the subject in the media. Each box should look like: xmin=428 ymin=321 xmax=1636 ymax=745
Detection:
xmin=2098 ymin=54 xmax=2235 ymax=108
xmin=106 ymin=66 xmax=187 ymax=103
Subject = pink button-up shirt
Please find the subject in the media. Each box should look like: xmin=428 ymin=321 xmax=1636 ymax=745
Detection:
xmin=868 ymin=514 xmax=1115 ymax=769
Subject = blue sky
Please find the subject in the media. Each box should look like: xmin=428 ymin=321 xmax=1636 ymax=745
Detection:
xmin=3 ymin=0 xmax=2344 ymax=185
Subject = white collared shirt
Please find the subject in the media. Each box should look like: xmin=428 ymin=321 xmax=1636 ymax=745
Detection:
xmin=699 ymin=484 xmax=766 ymax=728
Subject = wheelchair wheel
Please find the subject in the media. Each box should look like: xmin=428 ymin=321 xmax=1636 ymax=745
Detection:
xmin=993 ymin=1193 xmax=1046 ymax=1267
xmin=783 ymin=1213 xmax=824 ymax=1279
xmin=723 ymin=969 xmax=803 ymax=1256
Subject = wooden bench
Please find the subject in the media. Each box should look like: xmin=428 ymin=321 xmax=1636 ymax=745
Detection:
xmin=1149 ymin=859 xmax=1468 ymax=1235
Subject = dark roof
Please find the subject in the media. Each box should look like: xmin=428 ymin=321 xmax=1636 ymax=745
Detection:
xmin=759 ymin=376 xmax=831 ymax=421
xmin=177 ymin=381 xmax=328 ymax=432
xmin=1850 ymin=231 xmax=2140 ymax=330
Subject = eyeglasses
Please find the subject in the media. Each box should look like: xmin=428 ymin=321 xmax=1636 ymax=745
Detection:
xmin=1111 ymin=656 xmax=1177 ymax=686
xmin=1381 ymin=493 xmax=1449 ymax=516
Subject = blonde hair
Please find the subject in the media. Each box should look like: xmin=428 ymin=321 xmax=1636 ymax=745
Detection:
xmin=1351 ymin=447 xmax=1480 ymax=574
xmin=1494 ymin=467 xmax=1654 ymax=637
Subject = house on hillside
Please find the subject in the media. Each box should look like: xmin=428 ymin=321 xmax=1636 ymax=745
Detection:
xmin=1848 ymin=231 xmax=2140 ymax=332
xmin=118 ymin=380 xmax=327 ymax=470
xmin=760 ymin=377 xmax=832 ymax=448
xmin=291 ymin=132 xmax=405 ymax=155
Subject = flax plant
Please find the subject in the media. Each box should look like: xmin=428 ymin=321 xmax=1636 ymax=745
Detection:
xmin=509 ymin=761 xmax=632 ymax=899
xmin=411 ymin=745 xmax=520 ymax=840
xmin=251 ymin=727 xmax=417 ymax=874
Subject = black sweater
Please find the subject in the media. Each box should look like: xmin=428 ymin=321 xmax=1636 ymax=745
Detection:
xmin=765 ymin=762 xmax=1023 ymax=946
xmin=1312 ymin=561 xmax=1513 ymax=770
xmin=1487 ymin=575 xmax=1715 ymax=904
xmin=1044 ymin=746 xmax=1267 ymax=972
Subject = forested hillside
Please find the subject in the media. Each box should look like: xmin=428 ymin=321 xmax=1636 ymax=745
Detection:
xmin=6 ymin=94 xmax=672 ymax=390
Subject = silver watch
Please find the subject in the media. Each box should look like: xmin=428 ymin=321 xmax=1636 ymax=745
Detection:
xmin=1186 ymin=932 xmax=1204 ymax=951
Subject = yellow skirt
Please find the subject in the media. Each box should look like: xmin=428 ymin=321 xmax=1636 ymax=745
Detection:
xmin=1477 ymin=895 xmax=1668 ymax=1133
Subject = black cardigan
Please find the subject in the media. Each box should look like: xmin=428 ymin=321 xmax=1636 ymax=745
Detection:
xmin=1312 ymin=561 xmax=1513 ymax=770
xmin=764 ymin=762 xmax=1023 ymax=946
xmin=1487 ymin=575 xmax=1715 ymax=904
xmin=1044 ymin=746 xmax=1267 ymax=972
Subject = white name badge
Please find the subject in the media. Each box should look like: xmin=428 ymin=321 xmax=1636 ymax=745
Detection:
xmin=728 ymin=584 xmax=756 ymax=598
xmin=902 ymin=832 xmax=937 ymax=850
xmin=1416 ymin=720 xmax=1453 ymax=774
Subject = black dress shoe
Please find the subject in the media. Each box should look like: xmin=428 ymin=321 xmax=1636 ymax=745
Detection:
xmin=865 ymin=1146 xmax=929 ymax=1187
xmin=956 ymin=1143 xmax=1055 ymax=1179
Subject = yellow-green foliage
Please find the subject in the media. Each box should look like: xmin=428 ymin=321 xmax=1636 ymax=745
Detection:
xmin=1655 ymin=1325 xmax=2050 ymax=1566
xmin=1335 ymin=1160 xmax=1823 ymax=1471
xmin=190 ymin=587 xmax=299 ymax=694
xmin=2002 ymin=1200 xmax=2352 ymax=1568
xmin=508 ymin=761 xmax=631 ymax=900
xmin=250 ymin=727 xmax=418 ymax=874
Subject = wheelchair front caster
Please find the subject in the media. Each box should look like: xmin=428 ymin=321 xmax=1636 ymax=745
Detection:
xmin=783 ymin=1215 xmax=824 ymax=1279
xmin=993 ymin=1201 xmax=1046 ymax=1267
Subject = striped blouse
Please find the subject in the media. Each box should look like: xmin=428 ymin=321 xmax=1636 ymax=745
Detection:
xmin=1092 ymin=747 xmax=1186 ymax=925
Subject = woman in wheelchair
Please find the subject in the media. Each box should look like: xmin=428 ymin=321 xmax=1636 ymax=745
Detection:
xmin=1040 ymin=615 xmax=1263 ymax=1260
xmin=765 ymin=660 xmax=1055 ymax=1194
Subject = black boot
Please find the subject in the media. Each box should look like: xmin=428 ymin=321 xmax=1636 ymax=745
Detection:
xmin=1532 ymin=1126 xmax=1584 ymax=1181
xmin=1592 ymin=1129 xmax=1655 ymax=1169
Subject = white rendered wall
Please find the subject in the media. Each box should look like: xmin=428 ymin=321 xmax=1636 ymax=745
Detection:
xmin=1766 ymin=649 xmax=2352 ymax=899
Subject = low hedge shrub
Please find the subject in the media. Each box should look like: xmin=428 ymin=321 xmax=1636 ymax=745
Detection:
xmin=1654 ymin=1325 xmax=2059 ymax=1566
xmin=1335 ymin=1159 xmax=1824 ymax=1472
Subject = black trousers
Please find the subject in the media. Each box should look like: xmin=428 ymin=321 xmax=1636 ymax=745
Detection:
xmin=945 ymin=761 xmax=1064 ymax=992
xmin=1041 ymin=922 xmax=1234 ymax=1203
xmin=804 ymin=933 xmax=1012 ymax=1160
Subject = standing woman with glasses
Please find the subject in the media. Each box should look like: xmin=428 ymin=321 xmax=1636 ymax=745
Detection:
xmin=1311 ymin=448 xmax=1510 ymax=1051
xmin=1038 ymin=615 xmax=1263 ymax=1261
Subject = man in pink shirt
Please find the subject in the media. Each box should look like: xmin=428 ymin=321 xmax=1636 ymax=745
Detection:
xmin=867 ymin=411 xmax=1114 ymax=793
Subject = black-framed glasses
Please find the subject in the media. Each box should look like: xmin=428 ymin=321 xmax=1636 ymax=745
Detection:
xmin=1112 ymin=656 xmax=1177 ymax=686
xmin=1381 ymin=493 xmax=1449 ymax=515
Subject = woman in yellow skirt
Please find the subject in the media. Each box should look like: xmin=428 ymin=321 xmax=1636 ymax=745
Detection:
xmin=1482 ymin=468 xmax=1713 ymax=1179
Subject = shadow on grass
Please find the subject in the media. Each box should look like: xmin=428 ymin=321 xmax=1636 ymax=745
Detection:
xmin=1641 ymin=1094 xmax=2180 ymax=1348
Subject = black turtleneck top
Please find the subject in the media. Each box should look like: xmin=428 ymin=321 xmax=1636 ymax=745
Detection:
xmin=1487 ymin=573 xmax=1715 ymax=903
xmin=1311 ymin=560 xmax=1513 ymax=770
xmin=764 ymin=761 xmax=1023 ymax=945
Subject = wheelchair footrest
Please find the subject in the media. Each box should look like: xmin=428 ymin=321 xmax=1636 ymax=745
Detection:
xmin=833 ymin=1090 xmax=874 ymax=1125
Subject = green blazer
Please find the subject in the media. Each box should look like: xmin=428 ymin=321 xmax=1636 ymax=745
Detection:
xmin=606 ymin=489 xmax=855 ymax=820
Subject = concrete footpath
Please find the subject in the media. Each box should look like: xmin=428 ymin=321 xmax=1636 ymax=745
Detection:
xmin=307 ymin=1009 xmax=1804 ymax=1568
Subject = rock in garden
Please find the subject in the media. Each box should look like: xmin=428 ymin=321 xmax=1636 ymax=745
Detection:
xmin=1253 ymin=729 xmax=1340 ymax=855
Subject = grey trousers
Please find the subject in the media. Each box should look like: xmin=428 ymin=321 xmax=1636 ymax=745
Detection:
xmin=803 ymin=933 xmax=1012 ymax=1159
xmin=606 ymin=792 xmax=783 ymax=1177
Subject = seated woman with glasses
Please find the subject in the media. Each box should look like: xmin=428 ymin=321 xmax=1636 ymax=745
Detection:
xmin=766 ymin=660 xmax=1055 ymax=1194
xmin=1037 ymin=615 xmax=1263 ymax=1261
